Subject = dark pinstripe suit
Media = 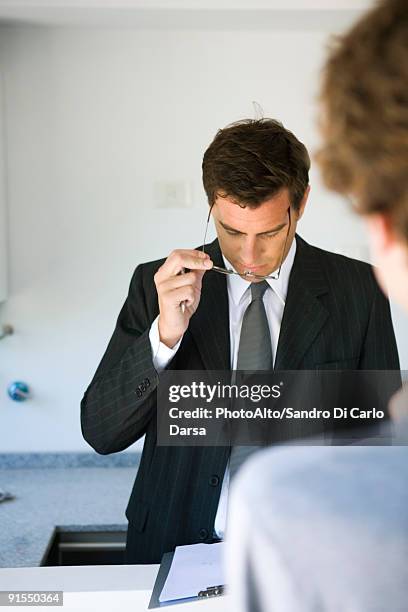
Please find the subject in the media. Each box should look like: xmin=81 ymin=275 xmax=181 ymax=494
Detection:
xmin=80 ymin=235 xmax=400 ymax=564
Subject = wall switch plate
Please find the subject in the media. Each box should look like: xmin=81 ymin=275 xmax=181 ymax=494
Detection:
xmin=154 ymin=180 xmax=192 ymax=209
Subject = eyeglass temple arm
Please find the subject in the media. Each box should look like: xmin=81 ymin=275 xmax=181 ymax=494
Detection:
xmin=202 ymin=203 xmax=215 ymax=253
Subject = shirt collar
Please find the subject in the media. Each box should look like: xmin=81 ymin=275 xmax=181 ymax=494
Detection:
xmin=222 ymin=237 xmax=297 ymax=306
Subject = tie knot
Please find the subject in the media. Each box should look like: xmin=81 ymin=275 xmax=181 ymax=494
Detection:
xmin=250 ymin=280 xmax=269 ymax=301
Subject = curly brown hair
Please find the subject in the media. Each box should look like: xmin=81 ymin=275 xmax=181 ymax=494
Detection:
xmin=316 ymin=0 xmax=408 ymax=242
xmin=202 ymin=118 xmax=310 ymax=211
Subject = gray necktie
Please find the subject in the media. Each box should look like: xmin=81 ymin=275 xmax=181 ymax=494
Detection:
xmin=230 ymin=281 xmax=272 ymax=479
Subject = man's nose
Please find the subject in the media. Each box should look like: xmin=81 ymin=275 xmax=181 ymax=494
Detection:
xmin=240 ymin=238 xmax=260 ymax=264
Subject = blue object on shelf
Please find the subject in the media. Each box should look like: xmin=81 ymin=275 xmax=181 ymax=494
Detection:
xmin=7 ymin=381 xmax=30 ymax=402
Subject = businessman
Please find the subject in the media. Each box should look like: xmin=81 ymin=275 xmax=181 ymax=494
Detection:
xmin=80 ymin=118 xmax=400 ymax=564
xmin=226 ymin=1 xmax=408 ymax=610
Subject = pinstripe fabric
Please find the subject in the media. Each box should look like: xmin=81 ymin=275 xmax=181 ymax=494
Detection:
xmin=80 ymin=234 xmax=400 ymax=564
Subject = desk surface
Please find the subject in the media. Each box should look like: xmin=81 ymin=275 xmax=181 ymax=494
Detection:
xmin=0 ymin=564 xmax=229 ymax=611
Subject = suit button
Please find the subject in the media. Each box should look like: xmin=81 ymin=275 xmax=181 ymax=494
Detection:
xmin=199 ymin=528 xmax=208 ymax=540
xmin=209 ymin=475 xmax=219 ymax=487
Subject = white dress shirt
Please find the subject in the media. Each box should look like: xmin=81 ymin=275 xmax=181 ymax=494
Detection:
xmin=149 ymin=239 xmax=297 ymax=538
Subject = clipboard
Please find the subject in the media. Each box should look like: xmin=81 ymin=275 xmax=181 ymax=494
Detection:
xmin=148 ymin=549 xmax=225 ymax=609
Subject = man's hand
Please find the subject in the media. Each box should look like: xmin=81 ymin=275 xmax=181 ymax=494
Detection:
xmin=154 ymin=249 xmax=213 ymax=348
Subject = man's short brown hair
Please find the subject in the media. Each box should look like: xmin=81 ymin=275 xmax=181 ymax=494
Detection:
xmin=202 ymin=118 xmax=310 ymax=211
xmin=317 ymin=0 xmax=408 ymax=242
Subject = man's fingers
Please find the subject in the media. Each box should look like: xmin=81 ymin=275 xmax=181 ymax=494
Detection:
xmin=166 ymin=250 xmax=213 ymax=275
xmin=170 ymin=249 xmax=208 ymax=259
xmin=154 ymin=250 xmax=207 ymax=342
xmin=155 ymin=250 xmax=212 ymax=284
xmin=166 ymin=285 xmax=201 ymax=309
xmin=158 ymin=271 xmax=204 ymax=291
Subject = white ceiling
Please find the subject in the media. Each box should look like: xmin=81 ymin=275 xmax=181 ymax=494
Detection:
xmin=0 ymin=0 xmax=373 ymax=28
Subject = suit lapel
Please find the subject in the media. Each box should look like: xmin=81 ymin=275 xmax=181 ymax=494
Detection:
xmin=275 ymin=235 xmax=329 ymax=370
xmin=188 ymin=239 xmax=230 ymax=371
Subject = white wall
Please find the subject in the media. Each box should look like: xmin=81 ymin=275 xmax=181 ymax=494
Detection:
xmin=0 ymin=22 xmax=406 ymax=451
xmin=0 ymin=72 xmax=7 ymax=303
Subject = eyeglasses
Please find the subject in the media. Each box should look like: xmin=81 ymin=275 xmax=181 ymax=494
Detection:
xmin=202 ymin=203 xmax=292 ymax=281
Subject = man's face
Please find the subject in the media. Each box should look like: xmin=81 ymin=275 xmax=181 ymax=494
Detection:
xmin=211 ymin=187 xmax=308 ymax=281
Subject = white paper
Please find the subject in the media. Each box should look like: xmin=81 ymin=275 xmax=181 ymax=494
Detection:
xmin=159 ymin=542 xmax=225 ymax=603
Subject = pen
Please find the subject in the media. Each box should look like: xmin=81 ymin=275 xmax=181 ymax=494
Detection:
xmin=179 ymin=268 xmax=186 ymax=313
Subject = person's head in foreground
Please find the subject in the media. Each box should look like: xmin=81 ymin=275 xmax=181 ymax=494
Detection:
xmin=317 ymin=0 xmax=408 ymax=312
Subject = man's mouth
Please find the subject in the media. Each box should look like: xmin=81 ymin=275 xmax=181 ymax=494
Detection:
xmin=239 ymin=264 xmax=264 ymax=271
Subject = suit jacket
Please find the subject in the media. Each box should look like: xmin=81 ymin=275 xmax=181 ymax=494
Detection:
xmin=80 ymin=235 xmax=400 ymax=564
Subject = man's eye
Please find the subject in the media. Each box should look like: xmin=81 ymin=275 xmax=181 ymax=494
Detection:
xmin=226 ymin=231 xmax=240 ymax=236
xmin=262 ymin=232 xmax=279 ymax=239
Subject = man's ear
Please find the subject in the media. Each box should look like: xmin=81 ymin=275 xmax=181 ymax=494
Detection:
xmin=297 ymin=185 xmax=310 ymax=220
xmin=366 ymin=213 xmax=395 ymax=252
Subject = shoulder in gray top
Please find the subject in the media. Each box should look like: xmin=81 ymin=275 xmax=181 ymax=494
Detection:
xmin=226 ymin=390 xmax=408 ymax=612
